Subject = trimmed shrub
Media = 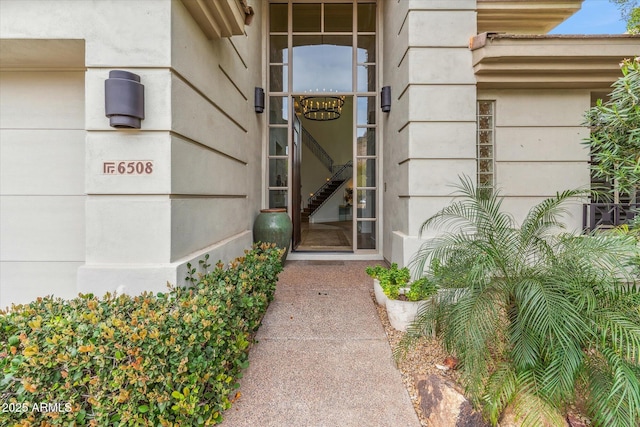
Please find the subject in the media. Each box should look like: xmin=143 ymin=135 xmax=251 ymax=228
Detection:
xmin=0 ymin=243 xmax=283 ymax=426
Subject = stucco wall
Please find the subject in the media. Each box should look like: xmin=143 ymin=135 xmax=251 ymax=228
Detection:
xmin=0 ymin=0 xmax=263 ymax=304
xmin=479 ymin=89 xmax=591 ymax=231
xmin=168 ymin=0 xmax=263 ymax=261
xmin=81 ymin=0 xmax=264 ymax=295
xmin=0 ymin=71 xmax=86 ymax=308
xmin=382 ymin=0 xmax=477 ymax=266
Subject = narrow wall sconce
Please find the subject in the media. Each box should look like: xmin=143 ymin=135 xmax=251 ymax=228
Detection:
xmin=105 ymin=70 xmax=145 ymax=129
xmin=255 ymin=87 xmax=265 ymax=113
xmin=381 ymin=86 xmax=391 ymax=113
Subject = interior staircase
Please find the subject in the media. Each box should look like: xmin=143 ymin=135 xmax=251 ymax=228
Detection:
xmin=301 ymin=161 xmax=353 ymax=222
xmin=301 ymin=179 xmax=346 ymax=222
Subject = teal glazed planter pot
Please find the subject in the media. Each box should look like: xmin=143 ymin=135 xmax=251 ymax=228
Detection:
xmin=253 ymin=208 xmax=293 ymax=262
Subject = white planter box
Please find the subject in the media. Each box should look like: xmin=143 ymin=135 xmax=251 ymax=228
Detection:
xmin=373 ymin=278 xmax=387 ymax=307
xmin=386 ymin=298 xmax=428 ymax=332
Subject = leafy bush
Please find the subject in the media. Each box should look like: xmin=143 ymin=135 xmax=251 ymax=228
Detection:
xmin=364 ymin=265 xmax=385 ymax=280
xmin=583 ymin=57 xmax=639 ymax=200
xmin=0 ymin=243 xmax=283 ymax=426
xmin=366 ymin=263 xmax=410 ymax=299
xmin=366 ymin=263 xmax=436 ymax=301
xmin=405 ymin=277 xmax=438 ymax=302
xmin=405 ymin=177 xmax=640 ymax=427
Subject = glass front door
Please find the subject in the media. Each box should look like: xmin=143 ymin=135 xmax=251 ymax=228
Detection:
xmin=267 ymin=1 xmax=378 ymax=253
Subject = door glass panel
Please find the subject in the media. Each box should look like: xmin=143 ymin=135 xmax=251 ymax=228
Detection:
xmin=325 ymin=3 xmax=352 ymax=32
xmin=356 ymin=65 xmax=375 ymax=92
xmin=270 ymin=65 xmax=288 ymax=92
xmin=357 ymin=221 xmax=376 ymax=249
xmin=357 ymin=128 xmax=375 ymax=156
xmin=357 ymin=159 xmax=376 ymax=187
xmin=293 ymin=36 xmax=352 ymax=92
xmin=357 ymin=3 xmax=376 ymax=32
xmin=269 ymin=159 xmax=288 ymax=187
xmin=269 ymin=190 xmax=288 ymax=209
xmin=356 ymin=190 xmax=375 ymax=218
xmin=269 ymin=128 xmax=288 ymax=155
xmin=270 ymin=35 xmax=288 ymax=63
xmin=357 ymin=35 xmax=375 ymax=63
xmin=292 ymin=3 xmax=321 ymax=32
xmin=357 ymin=96 xmax=376 ymax=125
xmin=269 ymin=97 xmax=289 ymax=124
xmin=270 ymin=4 xmax=288 ymax=32
xmin=267 ymin=1 xmax=378 ymax=253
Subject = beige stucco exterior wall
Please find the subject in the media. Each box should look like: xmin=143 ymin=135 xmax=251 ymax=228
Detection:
xmin=0 ymin=70 xmax=86 ymax=307
xmin=479 ymin=88 xmax=591 ymax=230
xmin=0 ymin=0 xmax=263 ymax=306
xmin=382 ymin=0 xmax=478 ymax=266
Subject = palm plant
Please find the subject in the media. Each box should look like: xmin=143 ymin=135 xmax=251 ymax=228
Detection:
xmin=404 ymin=176 xmax=640 ymax=427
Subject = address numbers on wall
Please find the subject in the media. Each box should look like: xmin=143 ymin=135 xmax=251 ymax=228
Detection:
xmin=103 ymin=161 xmax=154 ymax=175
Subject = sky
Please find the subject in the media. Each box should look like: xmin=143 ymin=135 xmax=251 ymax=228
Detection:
xmin=549 ymin=0 xmax=628 ymax=34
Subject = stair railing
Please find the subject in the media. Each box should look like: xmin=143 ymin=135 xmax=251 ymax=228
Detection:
xmin=307 ymin=161 xmax=353 ymax=211
xmin=302 ymin=127 xmax=334 ymax=172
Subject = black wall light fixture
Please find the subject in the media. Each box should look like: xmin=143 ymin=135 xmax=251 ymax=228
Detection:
xmin=381 ymin=86 xmax=391 ymax=113
xmin=105 ymin=70 xmax=145 ymax=129
xmin=255 ymin=87 xmax=265 ymax=113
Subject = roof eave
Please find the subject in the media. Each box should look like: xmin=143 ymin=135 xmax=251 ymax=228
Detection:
xmin=471 ymin=33 xmax=640 ymax=90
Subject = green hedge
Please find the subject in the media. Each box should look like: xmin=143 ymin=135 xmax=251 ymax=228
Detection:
xmin=0 ymin=243 xmax=283 ymax=426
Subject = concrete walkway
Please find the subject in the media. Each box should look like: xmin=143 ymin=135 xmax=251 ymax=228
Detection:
xmin=220 ymin=260 xmax=421 ymax=427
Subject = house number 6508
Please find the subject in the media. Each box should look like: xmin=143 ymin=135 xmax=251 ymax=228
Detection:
xmin=103 ymin=161 xmax=154 ymax=175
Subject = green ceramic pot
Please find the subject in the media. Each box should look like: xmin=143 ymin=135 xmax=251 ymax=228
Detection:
xmin=253 ymin=208 xmax=293 ymax=262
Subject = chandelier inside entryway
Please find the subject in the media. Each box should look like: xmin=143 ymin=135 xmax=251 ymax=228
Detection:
xmin=298 ymin=91 xmax=345 ymax=121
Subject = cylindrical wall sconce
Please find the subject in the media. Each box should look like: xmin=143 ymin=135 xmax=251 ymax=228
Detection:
xmin=105 ymin=70 xmax=145 ymax=129
xmin=255 ymin=87 xmax=265 ymax=113
xmin=381 ymin=86 xmax=391 ymax=113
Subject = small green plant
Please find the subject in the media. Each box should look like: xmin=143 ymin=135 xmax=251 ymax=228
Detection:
xmin=405 ymin=277 xmax=438 ymax=302
xmin=382 ymin=263 xmax=410 ymax=299
xmin=185 ymin=253 xmax=211 ymax=285
xmin=365 ymin=264 xmax=385 ymax=280
xmin=366 ymin=263 xmax=411 ymax=299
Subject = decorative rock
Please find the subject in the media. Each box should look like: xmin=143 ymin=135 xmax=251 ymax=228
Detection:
xmin=567 ymin=413 xmax=587 ymax=427
xmin=566 ymin=414 xmax=587 ymax=427
xmin=415 ymin=374 xmax=489 ymax=427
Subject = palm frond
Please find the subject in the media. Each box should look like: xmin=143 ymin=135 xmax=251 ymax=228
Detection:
xmin=509 ymin=387 xmax=568 ymax=427
xmin=404 ymin=176 xmax=639 ymax=425
xmin=590 ymin=308 xmax=640 ymax=363
xmin=583 ymin=348 xmax=640 ymax=427
xmin=419 ymin=175 xmax=515 ymax=239
xmin=482 ymin=362 xmax=523 ymax=426
xmin=520 ymin=189 xmax=588 ymax=243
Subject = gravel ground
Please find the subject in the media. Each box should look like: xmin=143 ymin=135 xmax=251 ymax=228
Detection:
xmin=371 ymin=292 xmax=459 ymax=427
